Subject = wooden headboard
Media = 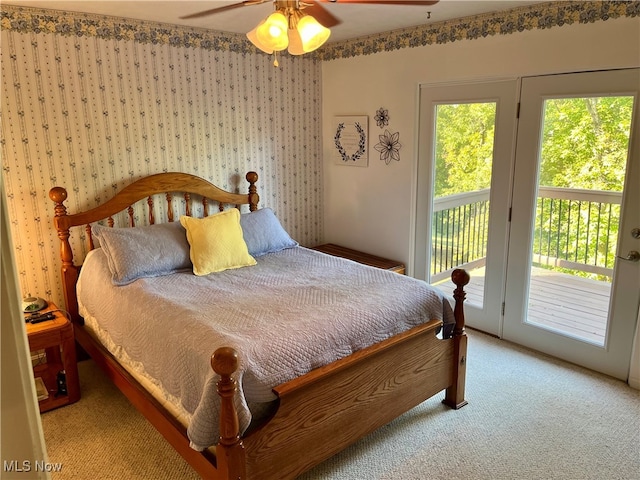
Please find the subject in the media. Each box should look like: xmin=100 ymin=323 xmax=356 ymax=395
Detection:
xmin=49 ymin=171 xmax=259 ymax=323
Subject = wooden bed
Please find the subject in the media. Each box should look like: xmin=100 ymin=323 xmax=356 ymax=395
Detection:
xmin=49 ymin=171 xmax=469 ymax=480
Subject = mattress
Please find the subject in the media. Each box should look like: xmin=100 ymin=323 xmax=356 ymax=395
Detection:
xmin=77 ymin=246 xmax=454 ymax=450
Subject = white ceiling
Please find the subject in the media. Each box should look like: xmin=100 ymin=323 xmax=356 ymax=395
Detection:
xmin=3 ymin=0 xmax=549 ymax=43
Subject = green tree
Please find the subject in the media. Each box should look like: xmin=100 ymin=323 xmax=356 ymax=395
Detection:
xmin=539 ymin=97 xmax=632 ymax=191
xmin=431 ymin=96 xmax=633 ymax=280
xmin=434 ymin=102 xmax=496 ymax=197
xmin=432 ymin=102 xmax=496 ymax=276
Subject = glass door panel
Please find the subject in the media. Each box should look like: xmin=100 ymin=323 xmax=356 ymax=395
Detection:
xmin=416 ymin=80 xmax=517 ymax=336
xmin=528 ymin=96 xmax=632 ymax=345
xmin=430 ymin=102 xmax=496 ymax=309
xmin=504 ymin=69 xmax=640 ymax=380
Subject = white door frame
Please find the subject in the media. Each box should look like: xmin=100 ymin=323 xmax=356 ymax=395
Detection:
xmin=503 ymin=68 xmax=640 ymax=380
xmin=414 ymin=79 xmax=519 ymax=336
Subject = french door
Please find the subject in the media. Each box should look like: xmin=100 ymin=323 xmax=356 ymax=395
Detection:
xmin=504 ymin=69 xmax=640 ymax=380
xmin=415 ymin=79 xmax=518 ymax=336
xmin=416 ymin=69 xmax=640 ymax=380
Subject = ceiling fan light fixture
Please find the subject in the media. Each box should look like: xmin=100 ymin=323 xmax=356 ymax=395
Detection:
xmin=248 ymin=11 xmax=289 ymax=53
xmin=287 ymin=27 xmax=304 ymax=56
xmin=248 ymin=4 xmax=331 ymax=58
xmin=295 ymin=14 xmax=331 ymax=53
xmin=247 ymin=20 xmax=274 ymax=54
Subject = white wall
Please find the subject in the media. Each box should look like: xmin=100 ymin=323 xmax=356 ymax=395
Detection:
xmin=321 ymin=16 xmax=640 ymax=384
xmin=322 ymin=17 xmax=640 ymax=263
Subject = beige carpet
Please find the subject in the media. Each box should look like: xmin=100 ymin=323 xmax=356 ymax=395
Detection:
xmin=41 ymin=330 xmax=640 ymax=479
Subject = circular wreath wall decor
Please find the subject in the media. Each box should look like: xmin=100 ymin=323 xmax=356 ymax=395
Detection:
xmin=333 ymin=118 xmax=368 ymax=166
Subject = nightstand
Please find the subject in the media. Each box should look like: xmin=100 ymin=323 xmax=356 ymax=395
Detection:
xmin=25 ymin=303 xmax=80 ymax=412
xmin=310 ymin=243 xmax=405 ymax=274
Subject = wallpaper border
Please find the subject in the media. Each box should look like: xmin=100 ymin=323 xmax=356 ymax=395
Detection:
xmin=0 ymin=3 xmax=252 ymax=53
xmin=1 ymin=1 xmax=637 ymax=60
xmin=318 ymin=1 xmax=639 ymax=60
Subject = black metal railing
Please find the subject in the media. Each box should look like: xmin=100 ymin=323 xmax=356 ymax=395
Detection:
xmin=431 ymin=189 xmax=490 ymax=282
xmin=532 ymin=187 xmax=621 ymax=278
xmin=430 ymin=187 xmax=621 ymax=282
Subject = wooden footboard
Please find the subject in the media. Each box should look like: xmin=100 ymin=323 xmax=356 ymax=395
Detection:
xmin=213 ymin=269 xmax=470 ymax=480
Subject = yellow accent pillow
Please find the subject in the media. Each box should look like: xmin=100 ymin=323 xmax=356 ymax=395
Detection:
xmin=180 ymin=209 xmax=256 ymax=276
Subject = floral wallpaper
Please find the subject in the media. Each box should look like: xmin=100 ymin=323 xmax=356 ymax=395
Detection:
xmin=0 ymin=0 xmax=629 ymax=308
xmin=1 ymin=4 xmax=323 ymax=306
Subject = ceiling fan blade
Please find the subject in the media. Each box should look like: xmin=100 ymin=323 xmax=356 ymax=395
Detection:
xmin=316 ymin=0 xmax=438 ymax=5
xmin=303 ymin=2 xmax=342 ymax=28
xmin=179 ymin=1 xmax=267 ymax=20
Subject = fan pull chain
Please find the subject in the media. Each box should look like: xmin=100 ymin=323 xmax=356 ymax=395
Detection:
xmin=272 ymin=51 xmax=279 ymax=67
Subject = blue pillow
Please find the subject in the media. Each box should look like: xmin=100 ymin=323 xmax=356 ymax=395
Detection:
xmin=93 ymin=222 xmax=191 ymax=285
xmin=240 ymin=208 xmax=298 ymax=257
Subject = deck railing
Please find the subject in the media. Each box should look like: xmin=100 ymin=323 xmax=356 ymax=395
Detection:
xmin=431 ymin=187 xmax=621 ymax=282
xmin=431 ymin=189 xmax=490 ymax=282
xmin=533 ymin=187 xmax=621 ymax=278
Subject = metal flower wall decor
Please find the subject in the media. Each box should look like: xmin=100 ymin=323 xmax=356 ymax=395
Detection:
xmin=374 ymin=107 xmax=389 ymax=128
xmin=374 ymin=129 xmax=401 ymax=165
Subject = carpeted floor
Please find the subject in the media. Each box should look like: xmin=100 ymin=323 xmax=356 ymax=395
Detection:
xmin=41 ymin=330 xmax=640 ymax=479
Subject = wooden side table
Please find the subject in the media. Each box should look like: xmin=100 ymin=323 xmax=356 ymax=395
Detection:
xmin=25 ymin=303 xmax=80 ymax=412
xmin=310 ymin=243 xmax=406 ymax=274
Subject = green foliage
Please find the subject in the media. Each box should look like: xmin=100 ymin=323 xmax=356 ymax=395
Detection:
xmin=431 ymin=102 xmax=496 ymax=276
xmin=533 ymin=96 xmax=632 ymax=278
xmin=539 ymin=97 xmax=632 ymax=191
xmin=434 ymin=103 xmax=496 ymax=197
xmin=431 ymin=96 xmax=633 ymax=279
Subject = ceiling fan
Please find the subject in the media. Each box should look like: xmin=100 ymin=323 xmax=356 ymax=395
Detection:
xmin=181 ymin=0 xmax=439 ymax=59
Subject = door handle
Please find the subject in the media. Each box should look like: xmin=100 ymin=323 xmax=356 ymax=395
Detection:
xmin=617 ymin=250 xmax=640 ymax=262
xmin=632 ymin=228 xmax=640 ymax=239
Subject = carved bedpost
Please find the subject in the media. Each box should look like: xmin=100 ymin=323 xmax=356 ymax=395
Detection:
xmin=443 ymin=268 xmax=469 ymax=410
xmin=49 ymin=187 xmax=81 ymax=323
xmin=212 ymin=347 xmax=246 ymax=480
xmin=451 ymin=268 xmax=470 ymax=337
xmin=246 ymin=172 xmax=259 ymax=212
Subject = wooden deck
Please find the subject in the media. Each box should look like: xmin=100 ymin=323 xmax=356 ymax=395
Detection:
xmin=435 ymin=266 xmax=612 ymax=345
